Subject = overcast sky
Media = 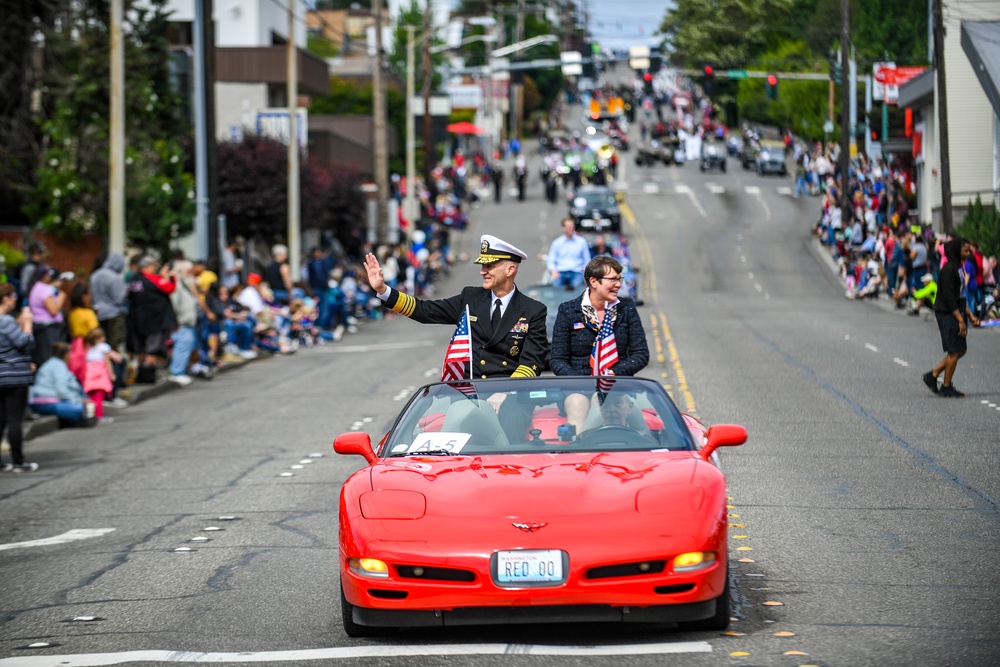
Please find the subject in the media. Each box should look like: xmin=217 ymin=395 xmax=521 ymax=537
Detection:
xmin=586 ymin=0 xmax=673 ymax=51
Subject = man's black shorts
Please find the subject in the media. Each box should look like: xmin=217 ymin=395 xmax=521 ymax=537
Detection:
xmin=936 ymin=312 xmax=967 ymax=355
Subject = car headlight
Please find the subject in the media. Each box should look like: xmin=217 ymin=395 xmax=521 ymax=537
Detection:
xmin=672 ymin=551 xmax=717 ymax=572
xmin=349 ymin=557 xmax=390 ymax=578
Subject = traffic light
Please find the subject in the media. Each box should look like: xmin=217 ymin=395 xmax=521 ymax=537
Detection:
xmin=766 ymin=74 xmax=778 ymax=100
xmin=871 ymin=126 xmax=881 ymax=142
xmin=643 ymin=71 xmax=653 ymax=95
xmin=828 ymin=50 xmax=842 ymax=84
xmin=703 ymin=65 xmax=714 ymax=95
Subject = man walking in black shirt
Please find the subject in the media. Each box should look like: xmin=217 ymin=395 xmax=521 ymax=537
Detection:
xmin=924 ymin=237 xmax=980 ymax=397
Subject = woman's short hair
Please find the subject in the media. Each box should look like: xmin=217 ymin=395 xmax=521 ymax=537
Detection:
xmin=51 ymin=341 xmax=71 ymax=360
xmin=272 ymin=244 xmax=288 ymax=258
xmin=0 ymin=283 xmax=16 ymax=300
xmin=585 ymin=256 xmax=623 ymax=285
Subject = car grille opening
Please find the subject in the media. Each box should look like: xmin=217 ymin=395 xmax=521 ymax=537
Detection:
xmin=654 ymin=583 xmax=696 ymax=595
xmin=585 ymin=560 xmax=666 ymax=580
xmin=397 ymin=565 xmax=476 ymax=582
xmin=368 ymin=589 xmax=408 ymax=599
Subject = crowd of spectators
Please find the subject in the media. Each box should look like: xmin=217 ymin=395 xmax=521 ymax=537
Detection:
xmin=0 ymin=226 xmax=461 ymax=445
xmin=803 ymin=148 xmax=998 ymax=322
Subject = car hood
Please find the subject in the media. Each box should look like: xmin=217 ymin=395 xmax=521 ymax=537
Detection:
xmin=365 ymin=451 xmax=712 ymax=518
xmin=344 ymin=452 xmax=727 ymax=555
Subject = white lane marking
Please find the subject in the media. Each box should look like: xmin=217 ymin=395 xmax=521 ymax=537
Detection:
xmin=754 ymin=283 xmax=762 ymax=292
xmin=673 ymin=184 xmax=707 ymax=218
xmin=0 ymin=642 xmax=714 ymax=665
xmin=642 ymin=182 xmax=661 ymax=194
xmin=894 ymin=358 xmax=909 ymax=367
xmin=748 ymin=271 xmax=754 ymax=279
xmin=865 ymin=343 xmax=879 ymax=352
xmin=743 ymin=185 xmax=771 ymax=219
xmin=318 ymin=341 xmax=435 ymax=354
xmin=0 ymin=528 xmax=116 ymax=552
xmin=777 ymin=186 xmax=792 ymax=195
xmin=707 ymin=183 xmax=725 ymax=194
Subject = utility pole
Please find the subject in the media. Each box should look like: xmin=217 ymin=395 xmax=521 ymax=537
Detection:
xmin=421 ymin=8 xmax=433 ymax=185
xmin=203 ymin=0 xmax=220 ymax=267
xmin=287 ymin=0 xmax=301 ymax=275
xmin=193 ymin=0 xmax=210 ymax=261
xmin=404 ymin=26 xmax=420 ymax=240
xmin=839 ymin=0 xmax=851 ymax=226
xmin=373 ymin=0 xmax=389 ymax=243
xmin=109 ymin=0 xmax=125 ymax=255
xmin=933 ymin=0 xmax=954 ymax=233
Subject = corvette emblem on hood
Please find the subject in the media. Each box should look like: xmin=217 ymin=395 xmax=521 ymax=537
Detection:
xmin=512 ymin=522 xmax=547 ymax=533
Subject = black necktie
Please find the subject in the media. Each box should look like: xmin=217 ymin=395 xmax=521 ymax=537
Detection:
xmin=491 ymin=298 xmax=502 ymax=330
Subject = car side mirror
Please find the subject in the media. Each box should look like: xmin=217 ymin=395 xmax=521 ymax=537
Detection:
xmin=333 ymin=432 xmax=378 ymax=464
xmin=698 ymin=424 xmax=747 ymax=461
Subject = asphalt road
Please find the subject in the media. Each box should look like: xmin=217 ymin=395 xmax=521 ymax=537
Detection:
xmin=1 ymin=120 xmax=998 ymax=667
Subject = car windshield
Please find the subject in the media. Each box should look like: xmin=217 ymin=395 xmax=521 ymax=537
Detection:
xmin=382 ymin=377 xmax=696 ymax=457
xmin=574 ymin=190 xmax=616 ymax=208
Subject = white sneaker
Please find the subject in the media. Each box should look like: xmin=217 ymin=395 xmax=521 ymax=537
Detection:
xmin=169 ymin=374 xmax=193 ymax=386
xmin=238 ymin=349 xmax=258 ymax=359
xmin=106 ymin=397 xmax=129 ymax=409
xmin=333 ymin=325 xmax=345 ymax=342
xmin=346 ymin=316 xmax=359 ymax=325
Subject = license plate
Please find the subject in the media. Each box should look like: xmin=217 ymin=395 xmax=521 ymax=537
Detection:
xmin=495 ymin=550 xmax=565 ymax=584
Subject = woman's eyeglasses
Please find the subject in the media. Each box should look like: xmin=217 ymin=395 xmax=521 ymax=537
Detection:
xmin=599 ymin=275 xmax=623 ymax=285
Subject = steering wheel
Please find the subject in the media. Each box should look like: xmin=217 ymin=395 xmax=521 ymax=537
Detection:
xmin=575 ymin=424 xmax=646 ymax=446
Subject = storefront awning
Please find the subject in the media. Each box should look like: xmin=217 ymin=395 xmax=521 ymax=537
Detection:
xmin=961 ymin=21 xmax=1000 ymax=118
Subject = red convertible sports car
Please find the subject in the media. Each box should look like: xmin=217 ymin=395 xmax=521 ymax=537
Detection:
xmin=334 ymin=376 xmax=747 ymax=637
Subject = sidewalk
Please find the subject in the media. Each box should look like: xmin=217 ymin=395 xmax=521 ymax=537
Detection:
xmin=18 ymin=354 xmax=256 ymax=443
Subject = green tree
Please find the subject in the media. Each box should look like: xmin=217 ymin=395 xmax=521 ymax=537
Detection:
xmin=737 ymin=41 xmax=831 ymax=141
xmin=21 ymin=0 xmax=193 ymax=256
xmin=659 ymin=0 xmax=794 ymax=70
xmin=956 ymin=196 xmax=1000 ymax=259
xmin=387 ymin=1 xmax=445 ymax=90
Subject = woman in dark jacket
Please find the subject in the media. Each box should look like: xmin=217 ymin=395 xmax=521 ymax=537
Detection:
xmin=0 ymin=282 xmax=37 ymax=471
xmin=550 ymin=255 xmax=649 ymax=432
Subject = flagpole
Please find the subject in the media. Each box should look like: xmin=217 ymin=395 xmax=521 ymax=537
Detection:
xmin=466 ymin=305 xmax=473 ymax=380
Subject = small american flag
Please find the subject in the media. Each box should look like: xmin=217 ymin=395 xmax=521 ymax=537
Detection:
xmin=591 ymin=308 xmax=619 ymax=393
xmin=441 ymin=305 xmax=472 ymax=382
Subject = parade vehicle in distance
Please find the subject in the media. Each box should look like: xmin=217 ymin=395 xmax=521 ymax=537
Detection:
xmin=633 ymin=139 xmax=675 ymax=167
xmin=568 ymin=184 xmax=622 ymax=233
xmin=334 ymin=376 xmax=747 ymax=637
xmin=755 ymin=140 xmax=788 ymax=176
xmin=526 ymin=232 xmax=643 ymax=324
xmin=700 ymin=139 xmax=727 ymax=173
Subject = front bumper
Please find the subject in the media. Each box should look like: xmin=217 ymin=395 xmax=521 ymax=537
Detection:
xmin=341 ymin=551 xmax=726 ymax=628
xmin=350 ymin=599 xmax=717 ymax=627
